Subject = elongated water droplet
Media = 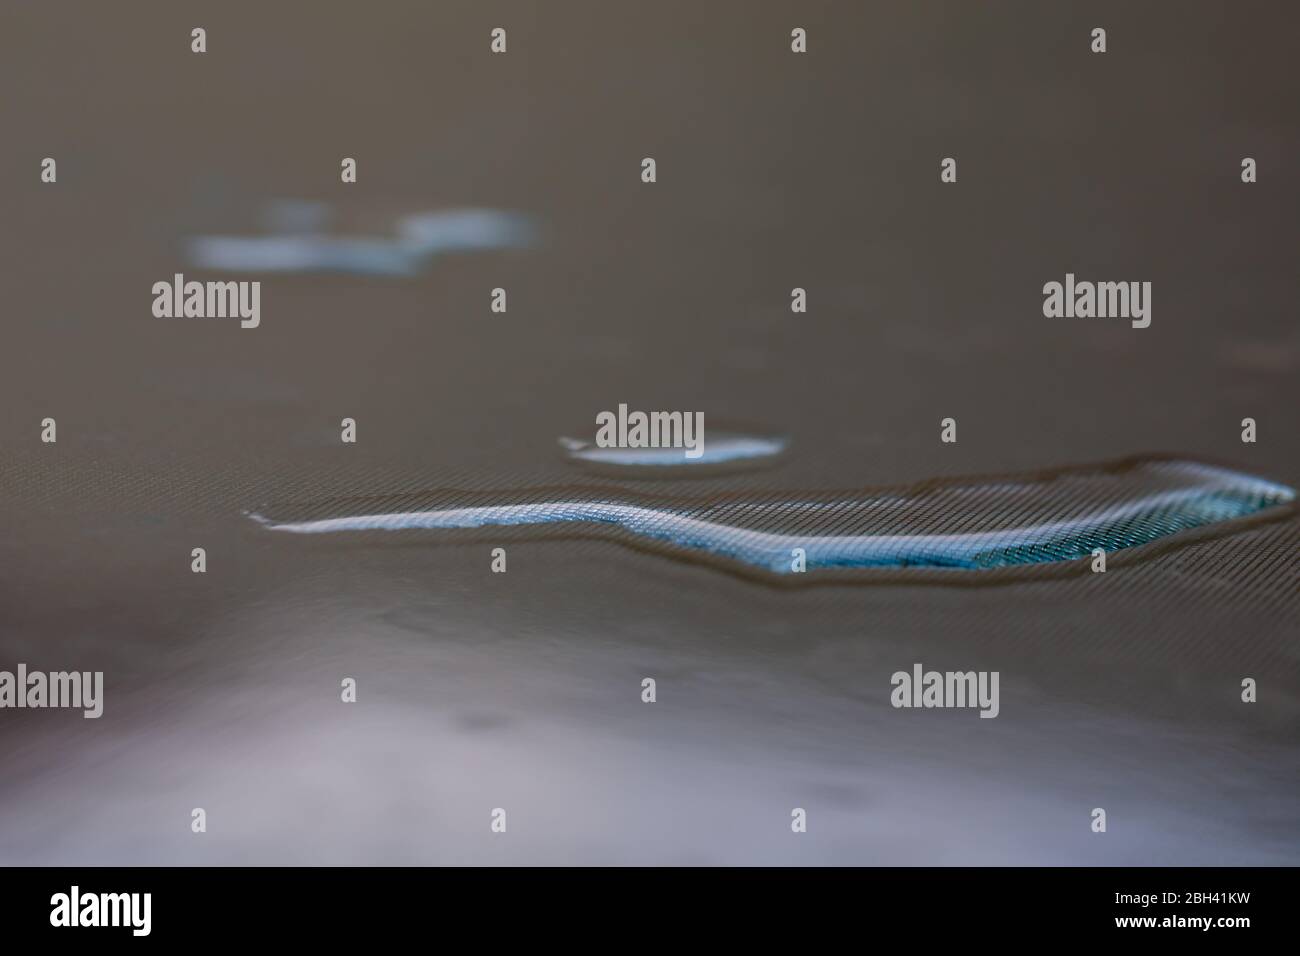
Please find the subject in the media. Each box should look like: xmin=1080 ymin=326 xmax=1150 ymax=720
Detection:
xmin=248 ymin=458 xmax=1295 ymax=576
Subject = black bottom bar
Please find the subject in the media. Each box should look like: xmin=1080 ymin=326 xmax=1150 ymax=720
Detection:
xmin=3 ymin=867 xmax=1286 ymax=942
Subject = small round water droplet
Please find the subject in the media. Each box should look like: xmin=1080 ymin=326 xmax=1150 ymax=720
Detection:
xmin=557 ymin=426 xmax=789 ymax=478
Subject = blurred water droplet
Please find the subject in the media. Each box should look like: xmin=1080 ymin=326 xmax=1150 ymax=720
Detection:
xmin=187 ymin=205 xmax=535 ymax=276
xmin=558 ymin=428 xmax=789 ymax=477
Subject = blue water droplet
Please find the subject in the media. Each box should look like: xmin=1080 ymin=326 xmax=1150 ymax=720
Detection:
xmin=248 ymin=458 xmax=1295 ymax=575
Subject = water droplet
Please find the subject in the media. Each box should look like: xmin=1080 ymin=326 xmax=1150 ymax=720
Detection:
xmin=188 ymin=206 xmax=535 ymax=276
xmin=249 ymin=458 xmax=1295 ymax=577
xmin=558 ymin=427 xmax=788 ymax=477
